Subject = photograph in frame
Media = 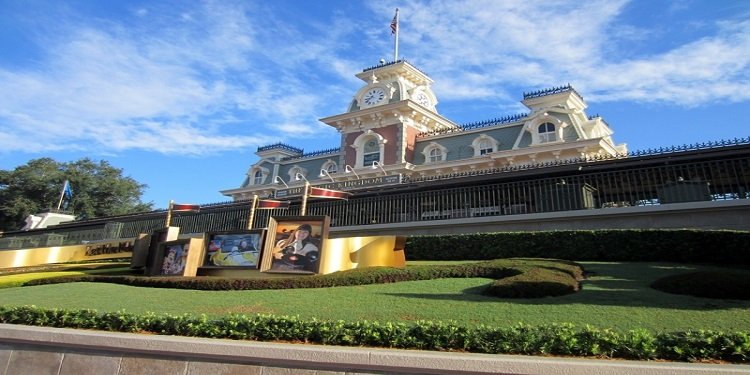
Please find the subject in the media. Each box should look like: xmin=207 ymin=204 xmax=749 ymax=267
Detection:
xmin=260 ymin=216 xmax=330 ymax=274
xmin=203 ymin=229 xmax=266 ymax=268
xmin=158 ymin=239 xmax=191 ymax=276
xmin=143 ymin=226 xmax=180 ymax=275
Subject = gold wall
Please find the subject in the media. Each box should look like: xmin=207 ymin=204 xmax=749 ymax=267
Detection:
xmin=319 ymin=235 xmax=405 ymax=274
xmin=0 ymin=239 xmax=135 ymax=269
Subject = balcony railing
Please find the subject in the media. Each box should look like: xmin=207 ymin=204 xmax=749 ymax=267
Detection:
xmin=1 ymin=140 xmax=748 ymax=249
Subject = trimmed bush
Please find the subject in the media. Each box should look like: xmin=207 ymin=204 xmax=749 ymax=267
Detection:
xmin=404 ymin=229 xmax=750 ymax=265
xmin=0 ymin=306 xmax=747 ymax=363
xmin=651 ymin=271 xmax=750 ymax=300
xmin=22 ymin=259 xmax=581 ymax=299
xmin=485 ymin=267 xmax=579 ymax=298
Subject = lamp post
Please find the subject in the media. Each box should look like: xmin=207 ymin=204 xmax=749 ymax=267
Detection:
xmin=273 ymin=176 xmax=289 ymax=188
xmin=295 ymin=173 xmax=310 ymax=216
xmin=247 ymin=194 xmax=258 ymax=230
xmin=294 ymin=173 xmax=309 ymax=182
xmin=344 ymin=165 xmax=360 ymax=179
xmin=372 ymin=161 xmax=388 ymax=176
xmin=319 ymin=169 xmax=335 ymax=182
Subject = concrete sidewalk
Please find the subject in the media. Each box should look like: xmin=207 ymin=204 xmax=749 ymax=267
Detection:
xmin=1 ymin=323 xmax=749 ymax=374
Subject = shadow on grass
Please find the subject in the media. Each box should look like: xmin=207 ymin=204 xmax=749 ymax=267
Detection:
xmin=380 ymin=262 xmax=750 ymax=311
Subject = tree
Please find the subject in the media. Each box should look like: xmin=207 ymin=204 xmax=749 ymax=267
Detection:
xmin=0 ymin=158 xmax=153 ymax=231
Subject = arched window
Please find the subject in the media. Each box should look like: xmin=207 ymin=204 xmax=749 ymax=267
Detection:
xmin=287 ymin=166 xmax=306 ymax=182
xmin=471 ymin=135 xmax=499 ymax=157
xmin=363 ymin=138 xmax=381 ymax=167
xmin=351 ymin=131 xmax=387 ymax=168
xmin=322 ymin=161 xmax=338 ymax=174
xmin=421 ymin=142 xmax=448 ymax=164
xmin=248 ymin=166 xmax=270 ymax=185
xmin=538 ymin=122 xmax=556 ymax=143
xmin=428 ymin=148 xmax=442 ymax=163
xmin=478 ymin=139 xmax=494 ymax=155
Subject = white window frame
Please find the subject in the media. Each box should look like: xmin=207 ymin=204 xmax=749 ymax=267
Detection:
xmin=248 ymin=166 xmax=270 ymax=185
xmin=538 ymin=122 xmax=556 ymax=143
xmin=351 ymin=131 xmax=387 ymax=168
xmin=471 ymin=135 xmax=499 ymax=157
xmin=321 ymin=159 xmax=338 ymax=174
xmin=421 ymin=142 xmax=448 ymax=164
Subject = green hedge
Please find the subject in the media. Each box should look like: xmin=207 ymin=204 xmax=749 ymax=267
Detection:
xmin=23 ymin=259 xmax=582 ymax=298
xmin=651 ymin=271 xmax=750 ymax=300
xmin=485 ymin=266 xmax=579 ymax=298
xmin=0 ymin=305 xmax=747 ymax=363
xmin=404 ymin=229 xmax=750 ymax=264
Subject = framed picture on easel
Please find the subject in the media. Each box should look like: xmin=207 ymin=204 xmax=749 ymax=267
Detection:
xmin=260 ymin=216 xmax=330 ymax=274
xmin=152 ymin=237 xmax=204 ymax=277
xmin=202 ymin=229 xmax=266 ymax=268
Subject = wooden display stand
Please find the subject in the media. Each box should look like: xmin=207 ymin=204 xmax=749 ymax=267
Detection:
xmin=130 ymin=226 xmax=179 ymax=273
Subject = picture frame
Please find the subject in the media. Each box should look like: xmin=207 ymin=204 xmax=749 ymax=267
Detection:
xmin=157 ymin=239 xmax=192 ymax=276
xmin=260 ymin=215 xmax=330 ymax=274
xmin=139 ymin=226 xmax=180 ymax=274
xmin=202 ymin=229 xmax=266 ymax=268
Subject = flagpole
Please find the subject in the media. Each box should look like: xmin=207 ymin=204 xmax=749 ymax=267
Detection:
xmin=247 ymin=194 xmax=258 ymax=230
xmin=56 ymin=180 xmax=68 ymax=211
xmin=300 ymin=181 xmax=310 ymax=216
xmin=165 ymin=200 xmax=174 ymax=227
xmin=393 ymin=8 xmax=399 ymax=61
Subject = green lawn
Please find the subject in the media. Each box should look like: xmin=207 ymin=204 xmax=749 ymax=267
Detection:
xmin=1 ymin=261 xmax=748 ymax=333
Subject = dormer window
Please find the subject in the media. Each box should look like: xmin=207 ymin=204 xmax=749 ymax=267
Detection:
xmin=478 ymin=139 xmax=494 ymax=155
xmin=471 ymin=135 xmax=499 ymax=157
xmin=538 ymin=122 xmax=556 ymax=143
xmin=428 ymin=148 xmax=442 ymax=163
xmin=421 ymin=142 xmax=448 ymax=164
xmin=322 ymin=160 xmax=338 ymax=174
xmin=287 ymin=166 xmax=307 ymax=182
xmin=248 ymin=166 xmax=270 ymax=185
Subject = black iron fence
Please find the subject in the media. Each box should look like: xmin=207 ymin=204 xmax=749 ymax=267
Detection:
xmin=2 ymin=139 xmax=749 ymax=249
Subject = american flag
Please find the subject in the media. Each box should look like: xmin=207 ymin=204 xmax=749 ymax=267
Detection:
xmin=390 ymin=10 xmax=398 ymax=34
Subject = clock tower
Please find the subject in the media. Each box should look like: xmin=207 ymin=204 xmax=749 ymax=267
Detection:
xmin=320 ymin=60 xmax=458 ymax=176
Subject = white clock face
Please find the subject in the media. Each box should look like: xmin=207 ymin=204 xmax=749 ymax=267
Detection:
xmin=363 ymin=88 xmax=386 ymax=106
xmin=415 ymin=92 xmax=431 ymax=107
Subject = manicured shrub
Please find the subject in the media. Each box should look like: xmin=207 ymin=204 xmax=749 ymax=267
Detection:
xmin=1 ymin=306 xmax=746 ymax=363
xmin=484 ymin=267 xmax=579 ymax=298
xmin=651 ymin=271 xmax=750 ymax=300
xmin=22 ymin=259 xmax=579 ymax=299
xmin=404 ymin=229 xmax=750 ymax=265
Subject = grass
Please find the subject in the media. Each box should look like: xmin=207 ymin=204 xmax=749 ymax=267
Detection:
xmin=0 ymin=263 xmax=132 ymax=288
xmin=0 ymin=261 xmax=748 ymax=333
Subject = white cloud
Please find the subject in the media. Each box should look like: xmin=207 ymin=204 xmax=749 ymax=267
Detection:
xmin=85 ymin=120 xmax=273 ymax=154
xmin=381 ymin=0 xmax=750 ymax=107
xmin=583 ymin=20 xmax=750 ymax=105
xmin=2 ymin=0 xmax=750 ymax=159
xmin=0 ymin=1 xmax=345 ymax=156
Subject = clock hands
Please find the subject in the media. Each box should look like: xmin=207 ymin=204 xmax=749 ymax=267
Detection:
xmin=363 ymin=88 xmax=385 ymax=106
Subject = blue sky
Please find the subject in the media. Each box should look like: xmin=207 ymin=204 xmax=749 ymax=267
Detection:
xmin=1 ymin=0 xmax=749 ymax=209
